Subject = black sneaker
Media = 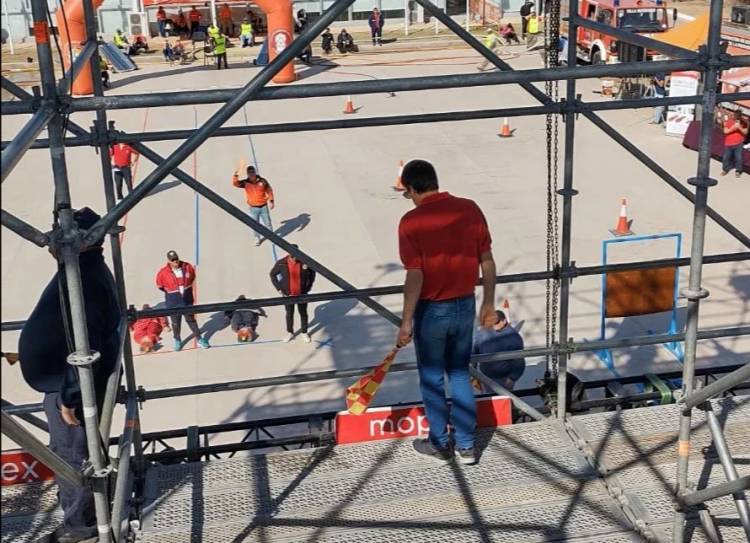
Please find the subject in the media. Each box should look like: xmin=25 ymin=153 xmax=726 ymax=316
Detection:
xmin=51 ymin=525 xmax=98 ymax=543
xmin=413 ymin=438 xmax=453 ymax=464
xmin=455 ymin=447 xmax=477 ymax=465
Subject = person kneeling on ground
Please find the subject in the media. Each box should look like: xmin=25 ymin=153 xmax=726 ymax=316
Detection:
xmin=472 ymin=309 xmax=525 ymax=391
xmin=133 ymin=35 xmax=149 ymax=53
xmin=298 ymin=43 xmax=312 ymax=64
xmin=114 ymin=29 xmax=136 ymax=56
xmin=19 ymin=207 xmax=121 ymax=543
xmin=337 ymin=28 xmax=356 ymax=54
xmin=131 ymin=304 xmax=170 ymax=352
xmin=225 ymin=295 xmax=266 ymax=342
xmin=270 ymin=246 xmax=316 ymax=343
xmin=163 ymin=41 xmax=174 ymax=63
xmin=501 ymin=22 xmax=520 ymax=45
xmin=321 ymin=28 xmax=334 ymax=54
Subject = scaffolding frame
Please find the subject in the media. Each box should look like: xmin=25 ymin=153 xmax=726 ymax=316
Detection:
xmin=1 ymin=0 xmax=750 ymax=540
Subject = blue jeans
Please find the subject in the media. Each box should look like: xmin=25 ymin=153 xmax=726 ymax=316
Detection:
xmin=414 ymin=295 xmax=476 ymax=449
xmin=722 ymin=144 xmax=744 ymax=174
xmin=158 ymin=20 xmax=166 ymax=37
xmin=653 ymin=104 xmax=665 ymax=124
xmin=248 ymin=205 xmax=272 ymax=242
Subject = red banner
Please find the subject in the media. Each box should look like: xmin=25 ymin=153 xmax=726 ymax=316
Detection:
xmin=1 ymin=451 xmax=55 ymax=486
xmin=335 ymin=395 xmax=512 ymax=445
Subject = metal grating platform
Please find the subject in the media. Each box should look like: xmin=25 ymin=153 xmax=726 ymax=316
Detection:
xmin=568 ymin=396 xmax=750 ymax=542
xmin=139 ymin=419 xmax=643 ymax=542
xmin=0 ymin=480 xmax=61 ymax=543
xmin=138 ymin=397 xmax=750 ymax=543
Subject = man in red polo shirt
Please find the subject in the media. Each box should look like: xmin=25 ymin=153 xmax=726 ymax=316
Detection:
xmin=109 ymin=142 xmax=138 ymax=200
xmin=721 ymin=110 xmax=747 ymax=178
xmin=396 ymin=159 xmax=496 ymax=466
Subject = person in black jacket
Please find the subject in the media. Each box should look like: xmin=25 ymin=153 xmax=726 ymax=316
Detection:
xmin=18 ymin=208 xmax=121 ymax=543
xmin=270 ymin=246 xmax=316 ymax=343
xmin=321 ymin=27 xmax=334 ymax=54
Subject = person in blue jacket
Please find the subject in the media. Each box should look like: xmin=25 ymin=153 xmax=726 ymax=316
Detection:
xmin=472 ymin=309 xmax=525 ymax=390
xmin=19 ymin=208 xmax=121 ymax=543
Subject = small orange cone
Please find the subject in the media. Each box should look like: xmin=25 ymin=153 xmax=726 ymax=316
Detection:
xmin=343 ymin=95 xmax=356 ymax=114
xmin=502 ymin=298 xmax=510 ymax=324
xmin=393 ymin=160 xmax=405 ymax=191
xmin=609 ymin=198 xmax=635 ymax=237
xmin=498 ymin=117 xmax=514 ymax=138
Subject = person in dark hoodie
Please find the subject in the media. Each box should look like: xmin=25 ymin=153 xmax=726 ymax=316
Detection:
xmin=154 ymin=250 xmax=210 ymax=351
xmin=18 ymin=207 xmax=121 ymax=543
xmin=472 ymin=309 xmax=525 ymax=390
xmin=224 ymin=294 xmax=266 ymax=342
xmin=270 ymin=246 xmax=316 ymax=343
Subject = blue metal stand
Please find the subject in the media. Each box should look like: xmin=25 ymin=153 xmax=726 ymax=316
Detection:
xmin=594 ymin=232 xmax=684 ymax=376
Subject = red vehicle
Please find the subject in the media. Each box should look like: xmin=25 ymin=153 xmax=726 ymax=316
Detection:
xmin=561 ymin=0 xmax=677 ymax=64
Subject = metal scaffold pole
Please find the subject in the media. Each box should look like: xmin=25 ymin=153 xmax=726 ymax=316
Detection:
xmin=557 ymin=0 xmax=578 ymax=420
xmin=27 ymin=0 xmax=113 ymax=539
xmin=672 ymin=0 xmax=724 ymax=540
xmin=80 ymin=0 xmax=145 ymax=478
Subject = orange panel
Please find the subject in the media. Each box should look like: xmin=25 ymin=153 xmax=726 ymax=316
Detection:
xmin=605 ymin=266 xmax=676 ymax=318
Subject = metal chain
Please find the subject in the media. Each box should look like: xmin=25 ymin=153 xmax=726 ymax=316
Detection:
xmin=544 ymin=0 xmax=562 ymax=377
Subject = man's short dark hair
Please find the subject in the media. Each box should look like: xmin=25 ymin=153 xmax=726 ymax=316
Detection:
xmin=402 ymin=160 xmax=439 ymax=194
xmin=246 ymin=165 xmax=256 ymax=173
xmin=495 ymin=310 xmax=507 ymax=323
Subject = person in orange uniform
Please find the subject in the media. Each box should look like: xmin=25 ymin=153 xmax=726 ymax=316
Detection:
xmin=131 ymin=304 xmax=170 ymax=352
xmin=219 ymin=3 xmax=233 ymax=37
xmin=188 ymin=6 xmax=202 ymax=34
xmin=232 ymin=165 xmax=275 ymax=246
xmin=721 ymin=109 xmax=748 ymax=178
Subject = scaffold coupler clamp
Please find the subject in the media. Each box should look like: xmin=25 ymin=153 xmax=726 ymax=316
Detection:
xmin=679 ymin=287 xmax=709 ymax=302
xmin=687 ymin=175 xmax=718 ymax=188
xmin=67 ymin=350 xmax=101 ymax=367
xmin=47 ymin=205 xmax=85 ymax=254
xmin=81 ymin=459 xmax=113 ymax=489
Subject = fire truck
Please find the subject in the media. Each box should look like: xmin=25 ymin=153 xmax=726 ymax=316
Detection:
xmin=560 ymin=0 xmax=678 ymax=65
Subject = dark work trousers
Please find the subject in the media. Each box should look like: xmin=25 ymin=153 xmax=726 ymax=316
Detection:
xmin=216 ymin=52 xmax=228 ymax=69
xmin=113 ymin=166 xmax=133 ymax=199
xmin=43 ymin=393 xmax=96 ymax=533
xmin=521 ymin=18 xmax=528 ymax=39
xmin=285 ymin=303 xmax=308 ymax=334
xmin=170 ymin=313 xmax=202 ymax=341
xmin=371 ymin=27 xmax=382 ymax=45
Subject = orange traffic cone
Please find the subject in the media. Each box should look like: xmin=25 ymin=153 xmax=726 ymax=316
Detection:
xmin=343 ymin=95 xmax=356 ymax=114
xmin=393 ymin=160 xmax=405 ymax=191
xmin=609 ymin=198 xmax=634 ymax=237
xmin=502 ymin=298 xmax=510 ymax=324
xmin=498 ymin=117 xmax=514 ymax=138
